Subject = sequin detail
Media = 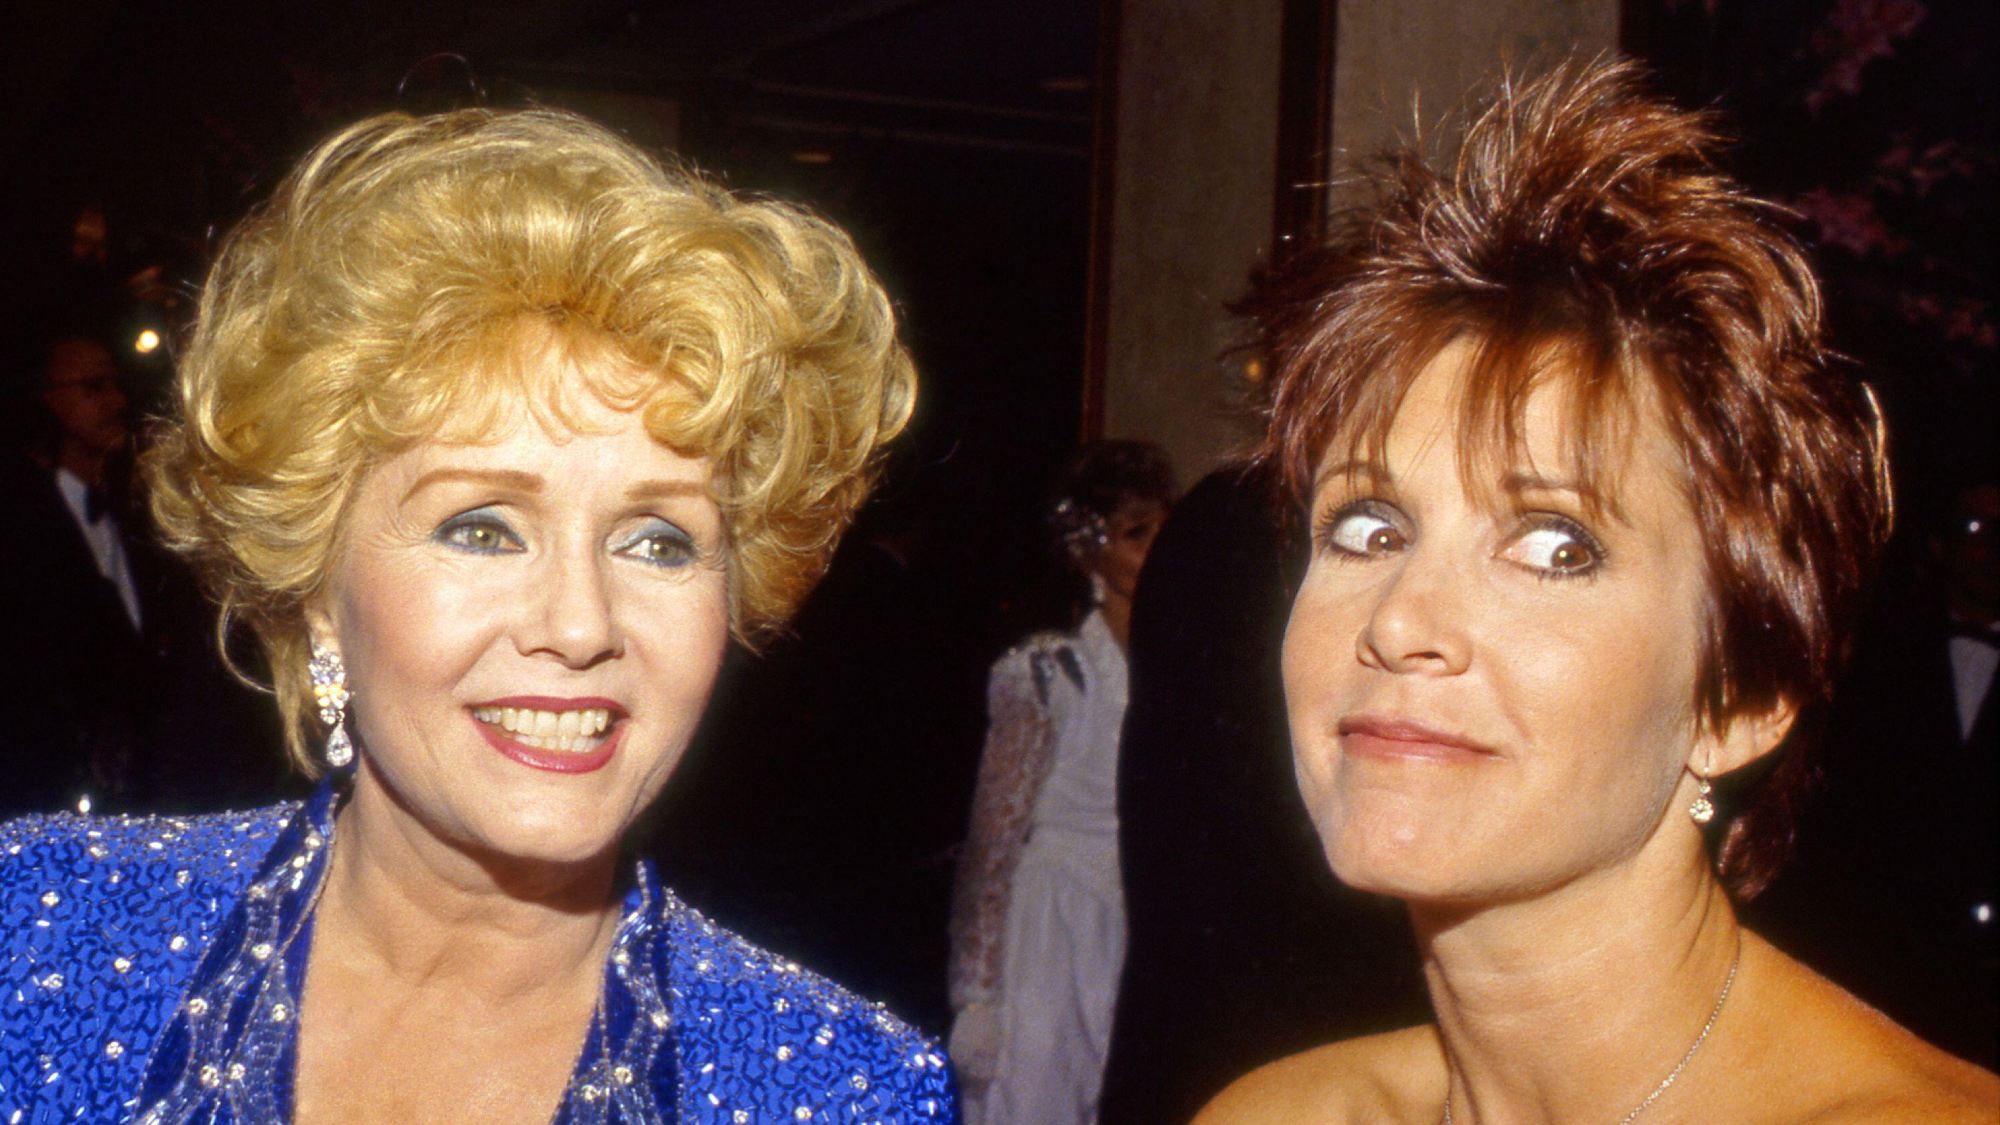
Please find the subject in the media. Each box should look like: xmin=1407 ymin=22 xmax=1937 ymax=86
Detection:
xmin=0 ymin=806 xmax=285 ymax=1124
xmin=2 ymin=786 xmax=956 ymax=1122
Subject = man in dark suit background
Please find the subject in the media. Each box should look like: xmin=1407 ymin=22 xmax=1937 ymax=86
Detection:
xmin=1098 ymin=466 xmax=1429 ymax=1124
xmin=1748 ymin=477 xmax=1998 ymax=1068
xmin=2 ymin=329 xmax=152 ymax=813
xmin=2 ymin=326 xmax=285 ymax=817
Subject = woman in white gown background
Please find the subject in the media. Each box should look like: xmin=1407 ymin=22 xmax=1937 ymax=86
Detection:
xmin=948 ymin=441 xmax=1175 ymax=1124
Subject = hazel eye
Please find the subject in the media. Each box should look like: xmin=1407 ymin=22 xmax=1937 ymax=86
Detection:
xmin=435 ymin=508 xmax=524 ymax=555
xmin=615 ymin=520 xmax=697 ymax=569
xmin=1319 ymin=502 xmax=1408 ymax=558
xmin=1504 ymin=517 xmax=1605 ymax=577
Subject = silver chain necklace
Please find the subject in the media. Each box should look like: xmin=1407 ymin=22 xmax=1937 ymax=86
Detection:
xmin=1440 ymin=940 xmax=1741 ymax=1125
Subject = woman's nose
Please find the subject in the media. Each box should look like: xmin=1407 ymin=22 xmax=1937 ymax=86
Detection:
xmin=523 ymin=547 xmax=623 ymax=669
xmin=1356 ymin=549 xmax=1471 ymax=676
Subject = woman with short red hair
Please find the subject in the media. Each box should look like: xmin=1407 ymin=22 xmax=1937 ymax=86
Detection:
xmin=1199 ymin=61 xmax=1995 ymax=1123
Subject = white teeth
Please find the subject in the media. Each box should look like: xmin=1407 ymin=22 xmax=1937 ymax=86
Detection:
xmin=473 ymin=706 xmax=615 ymax=754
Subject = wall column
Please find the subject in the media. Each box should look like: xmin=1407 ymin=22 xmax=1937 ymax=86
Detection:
xmin=1094 ymin=0 xmax=1284 ymax=478
xmin=1092 ymin=0 xmax=1618 ymax=479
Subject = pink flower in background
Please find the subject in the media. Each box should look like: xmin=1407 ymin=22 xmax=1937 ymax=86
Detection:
xmin=1806 ymin=0 xmax=1927 ymax=114
xmin=1900 ymin=294 xmax=1998 ymax=349
xmin=1874 ymin=138 xmax=1990 ymax=197
xmin=1796 ymin=187 xmax=1907 ymax=257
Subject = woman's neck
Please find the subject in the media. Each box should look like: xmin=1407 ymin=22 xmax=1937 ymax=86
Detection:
xmin=1099 ymin=590 xmax=1133 ymax=651
xmin=314 ymin=776 xmax=623 ymax=1001
xmin=1414 ymin=842 xmax=1744 ymax=1124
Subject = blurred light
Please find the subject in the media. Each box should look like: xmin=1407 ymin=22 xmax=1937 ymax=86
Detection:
xmin=791 ymin=151 xmax=834 ymax=165
xmin=134 ymin=328 xmax=162 ymax=355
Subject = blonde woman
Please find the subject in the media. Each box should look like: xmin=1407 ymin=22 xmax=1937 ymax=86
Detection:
xmin=0 ymin=109 xmax=952 ymax=1123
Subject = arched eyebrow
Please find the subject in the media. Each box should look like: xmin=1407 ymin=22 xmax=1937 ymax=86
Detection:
xmin=623 ymin=480 xmax=709 ymax=504
xmin=1498 ymin=469 xmax=1624 ymax=523
xmin=401 ymin=468 xmax=542 ymax=503
xmin=1311 ymin=459 xmax=1390 ymax=494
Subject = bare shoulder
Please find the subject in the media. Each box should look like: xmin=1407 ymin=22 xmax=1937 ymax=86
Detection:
xmin=1797 ymin=1055 xmax=1999 ymax=1124
xmin=1739 ymin=936 xmax=1999 ymax=1123
xmin=1192 ymin=1026 xmax=1442 ymax=1125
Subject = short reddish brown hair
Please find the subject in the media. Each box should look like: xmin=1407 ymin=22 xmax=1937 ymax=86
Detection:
xmin=1248 ymin=60 xmax=1892 ymax=898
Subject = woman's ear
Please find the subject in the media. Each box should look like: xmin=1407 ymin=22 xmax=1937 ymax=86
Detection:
xmin=1700 ymin=697 xmax=1799 ymax=776
xmin=304 ymin=600 xmax=338 ymax=656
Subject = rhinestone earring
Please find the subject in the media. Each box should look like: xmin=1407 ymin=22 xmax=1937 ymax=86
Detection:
xmin=308 ymin=645 xmax=354 ymax=768
xmin=1688 ymin=772 xmax=1715 ymax=825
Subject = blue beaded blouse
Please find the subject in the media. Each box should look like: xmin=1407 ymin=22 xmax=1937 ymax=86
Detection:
xmin=0 ymin=784 xmax=956 ymax=1123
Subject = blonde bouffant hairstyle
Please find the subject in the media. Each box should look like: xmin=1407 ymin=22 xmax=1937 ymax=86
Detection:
xmin=148 ymin=108 xmax=916 ymax=771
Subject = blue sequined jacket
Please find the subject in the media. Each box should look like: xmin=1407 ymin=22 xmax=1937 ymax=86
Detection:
xmin=0 ymin=786 xmax=956 ymax=1123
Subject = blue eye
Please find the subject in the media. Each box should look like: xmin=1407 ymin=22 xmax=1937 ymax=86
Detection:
xmin=615 ymin=519 xmax=697 ymax=569
xmin=1503 ymin=515 xmax=1605 ymax=578
xmin=1317 ymin=500 xmax=1408 ymax=558
xmin=434 ymin=507 xmax=524 ymax=555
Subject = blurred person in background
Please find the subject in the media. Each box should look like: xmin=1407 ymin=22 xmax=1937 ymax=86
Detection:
xmin=1750 ymin=474 xmax=1998 ymax=1067
xmin=949 ymin=439 xmax=1174 ymax=1124
xmin=1 ymin=327 xmax=147 ymax=812
xmin=1099 ymin=462 xmax=1430 ymax=1125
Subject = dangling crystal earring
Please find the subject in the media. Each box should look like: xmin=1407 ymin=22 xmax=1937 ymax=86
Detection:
xmin=1089 ymin=571 xmax=1109 ymax=606
xmin=1688 ymin=772 xmax=1715 ymax=825
xmin=309 ymin=644 xmax=353 ymax=768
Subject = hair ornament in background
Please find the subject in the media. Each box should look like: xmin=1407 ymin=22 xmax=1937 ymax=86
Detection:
xmin=309 ymin=645 xmax=353 ymax=768
xmin=1050 ymin=497 xmax=1111 ymax=558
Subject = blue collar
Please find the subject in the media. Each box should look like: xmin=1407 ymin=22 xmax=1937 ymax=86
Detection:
xmin=130 ymin=778 xmax=679 ymax=1123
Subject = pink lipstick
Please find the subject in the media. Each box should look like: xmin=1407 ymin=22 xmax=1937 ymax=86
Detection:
xmin=470 ymin=697 xmax=626 ymax=775
xmin=1337 ymin=715 xmax=1496 ymax=763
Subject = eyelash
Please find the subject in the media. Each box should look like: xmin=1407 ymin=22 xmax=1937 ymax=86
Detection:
xmin=613 ymin=520 xmax=698 ymax=569
xmin=1313 ymin=499 xmax=1406 ymax=559
xmin=433 ymin=509 xmax=699 ymax=569
xmin=1512 ymin=513 xmax=1608 ymax=581
xmin=1311 ymin=500 xmax=1608 ymax=579
xmin=434 ymin=508 xmax=523 ymax=555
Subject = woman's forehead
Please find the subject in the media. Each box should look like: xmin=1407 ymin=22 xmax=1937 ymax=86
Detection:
xmin=423 ymin=334 xmax=692 ymax=445
xmin=1105 ymin=497 xmax=1169 ymax=525
xmin=1309 ymin=340 xmax=1679 ymax=517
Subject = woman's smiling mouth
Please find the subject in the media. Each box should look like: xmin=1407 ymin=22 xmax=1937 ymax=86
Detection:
xmin=472 ymin=704 xmax=614 ymax=752
xmin=470 ymin=698 xmax=626 ymax=772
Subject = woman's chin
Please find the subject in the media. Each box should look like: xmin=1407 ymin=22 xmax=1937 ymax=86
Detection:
xmin=463 ymin=811 xmax=626 ymax=870
xmin=1321 ymin=821 xmax=1482 ymax=902
xmin=359 ymin=774 xmax=615 ymax=867
xmin=417 ymin=801 xmax=628 ymax=874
